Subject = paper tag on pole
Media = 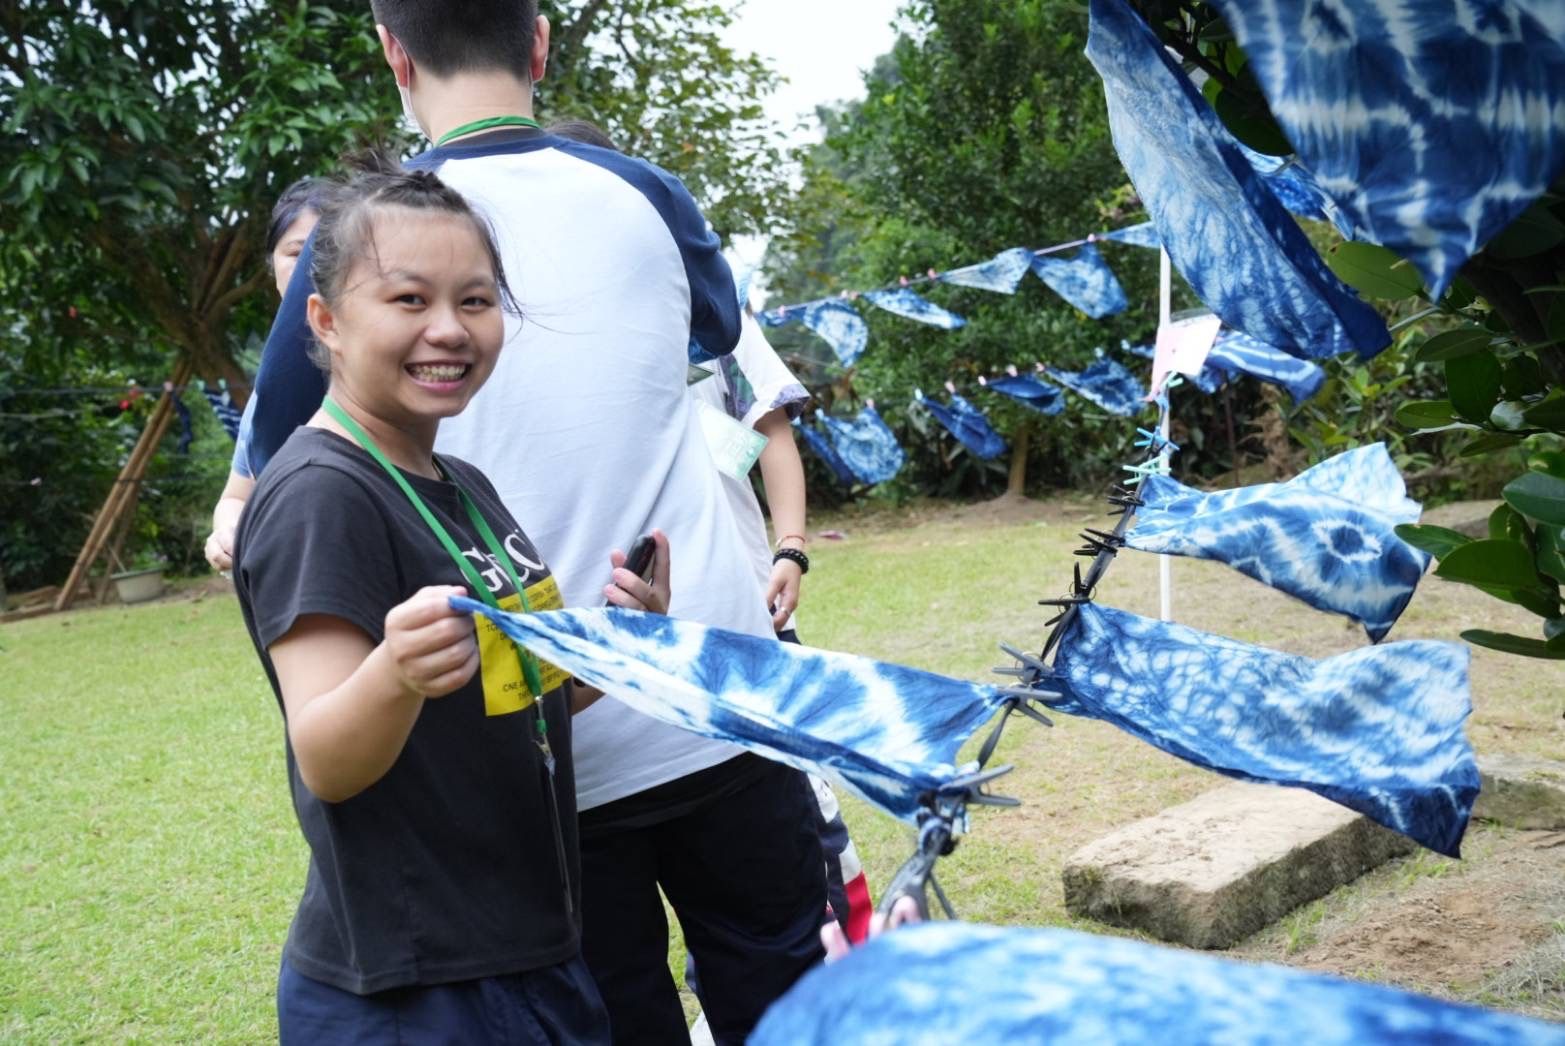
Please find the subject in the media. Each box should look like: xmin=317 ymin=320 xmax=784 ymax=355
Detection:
xmin=696 ymin=399 xmax=768 ymax=481
xmin=1150 ymin=312 xmax=1222 ymax=397
xmin=478 ymin=578 xmax=570 ymax=715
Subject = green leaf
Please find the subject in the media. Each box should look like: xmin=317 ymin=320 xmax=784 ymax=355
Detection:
xmin=1530 ymin=451 xmax=1565 ymax=478
xmin=1460 ymin=630 xmax=1565 ymax=659
xmin=1443 ymin=278 xmax=1478 ymax=310
xmin=1393 ymin=523 xmax=1471 ymax=561
xmin=1412 ymin=328 xmax=1491 ymax=363
xmin=1500 ymin=355 xmax=1546 ymax=399
xmin=1325 ymin=242 xmax=1424 ymax=300
xmin=1434 ymin=538 xmax=1541 ymax=589
xmin=1446 ymin=350 xmax=1503 ymax=423
xmin=1485 ymin=200 xmax=1565 ymax=260
xmin=1460 ymin=432 xmax=1522 ymax=457
xmin=1394 ymin=399 xmax=1457 ymax=430
xmin=1545 ymin=614 xmax=1565 ymax=641
xmin=1536 ymin=525 xmax=1565 ymax=585
xmin=1505 ymin=470 xmax=1565 ymax=526
xmin=1490 ymin=400 xmax=1527 ymax=430
xmin=1522 ymin=393 xmax=1565 ymax=433
xmin=1212 ymin=89 xmax=1292 ymax=156
xmin=1489 ymin=503 xmax=1530 ymax=543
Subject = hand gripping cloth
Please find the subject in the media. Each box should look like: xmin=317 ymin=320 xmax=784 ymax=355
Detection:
xmin=1210 ymin=0 xmax=1565 ymax=297
xmin=1049 ymin=602 xmax=1477 ymax=856
xmin=1027 ymin=243 xmax=1129 ymax=318
xmin=983 ymin=374 xmax=1066 ymax=416
xmin=452 ymin=601 xmax=1007 ymax=822
xmin=817 ymin=406 xmax=906 ymax=485
xmin=937 ymin=247 xmax=1035 ymax=295
xmin=1085 ymin=0 xmax=1389 ymax=360
xmin=863 ymin=288 xmax=967 ymax=330
xmin=1126 ymin=444 xmax=1428 ymax=641
xmin=917 ymin=392 xmax=1007 ymax=460
xmin=1045 ymin=357 xmax=1147 ymax=416
xmin=751 ymin=923 xmax=1565 ymax=1045
xmin=794 ymin=418 xmax=858 ymax=486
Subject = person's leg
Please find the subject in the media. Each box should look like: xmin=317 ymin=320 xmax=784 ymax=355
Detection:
xmin=578 ymin=819 xmax=690 ymax=1045
xmin=655 ymin=756 xmax=827 ymax=1046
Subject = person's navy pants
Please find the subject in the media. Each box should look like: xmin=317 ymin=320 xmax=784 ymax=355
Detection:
xmin=577 ymin=754 xmax=827 ymax=1046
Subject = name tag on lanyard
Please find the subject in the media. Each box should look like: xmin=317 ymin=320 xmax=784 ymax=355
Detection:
xmin=477 ymin=575 xmax=571 ymax=715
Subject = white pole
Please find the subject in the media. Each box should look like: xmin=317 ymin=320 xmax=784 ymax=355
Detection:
xmin=1157 ymin=249 xmax=1173 ymax=623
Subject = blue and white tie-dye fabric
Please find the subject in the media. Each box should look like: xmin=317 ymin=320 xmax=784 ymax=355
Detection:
xmin=450 ymin=602 xmax=1007 ymax=822
xmin=1098 ymin=221 xmax=1162 ymax=248
xmin=1210 ymin=0 xmax=1565 ymax=297
xmin=756 ymin=306 xmax=792 ymax=328
xmin=1046 ymin=357 xmax=1147 ymax=416
xmin=1205 ymin=329 xmax=1328 ymax=403
xmin=1048 ymin=602 xmax=1476 ymax=856
xmin=202 ymin=388 xmax=243 ymax=442
xmin=983 ymin=374 xmax=1066 ymax=416
xmin=863 ymin=288 xmax=967 ymax=330
xmin=918 ymin=392 xmax=1007 ymax=460
xmin=1028 ymin=243 xmax=1129 ymax=318
xmin=1238 ymin=142 xmax=1357 ymax=238
xmin=802 ymin=301 xmax=871 ymax=367
xmin=751 ymin=923 xmax=1564 ymax=1045
xmin=938 ymin=247 xmax=1035 ymax=294
xmin=1085 ymin=0 xmax=1390 ymax=361
xmin=818 ymin=406 xmax=906 ymax=485
xmin=1126 ymin=444 xmax=1429 ymax=641
xmin=795 ymin=417 xmax=858 ymax=486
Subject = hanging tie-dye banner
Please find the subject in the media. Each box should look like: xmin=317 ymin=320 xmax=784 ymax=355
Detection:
xmin=1205 ymin=329 xmax=1327 ymax=404
xmin=752 ymin=923 xmax=1562 ymax=1045
xmin=937 ymin=247 xmax=1035 ymax=295
xmin=1084 ymin=0 xmax=1389 ymax=361
xmin=1238 ymin=142 xmax=1357 ymax=238
xmin=1048 ymin=602 xmax=1477 ymax=856
xmin=1210 ymin=0 xmax=1565 ymax=297
xmin=452 ymin=601 xmax=1007 ymax=822
xmin=1045 ymin=358 xmax=1147 ymax=416
xmin=864 ymin=288 xmax=968 ymax=330
xmin=818 ymin=406 xmax=906 ymax=485
xmin=1028 ymin=243 xmax=1129 ymax=319
xmin=202 ymin=388 xmax=243 ymax=442
xmin=1125 ymin=444 xmax=1428 ymax=641
xmin=801 ymin=301 xmax=871 ymax=367
xmin=794 ymin=417 xmax=858 ymax=486
xmin=1097 ymin=221 xmax=1161 ymax=249
xmin=982 ymin=374 xmax=1065 ymax=416
xmin=917 ymin=392 xmax=1007 ymax=460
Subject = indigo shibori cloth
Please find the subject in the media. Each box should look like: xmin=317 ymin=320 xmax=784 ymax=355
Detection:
xmin=1085 ymin=0 xmax=1389 ymax=360
xmin=1126 ymin=444 xmax=1428 ymax=641
xmin=864 ymin=288 xmax=967 ymax=330
xmin=818 ymin=406 xmax=905 ymax=485
xmin=1211 ymin=0 xmax=1565 ymax=297
xmin=453 ymin=601 xmax=1007 ymax=822
xmin=1028 ymin=243 xmax=1128 ymax=319
xmin=1045 ymin=357 xmax=1146 ymax=416
xmin=1049 ymin=603 xmax=1477 ymax=856
xmin=794 ymin=418 xmax=858 ymax=486
xmin=759 ymin=301 xmax=870 ymax=368
xmin=1097 ymin=221 xmax=1161 ymax=249
xmin=1204 ymin=329 xmax=1328 ymax=404
xmin=938 ymin=247 xmax=1035 ymax=295
xmin=917 ymin=392 xmax=1007 ymax=460
xmin=752 ymin=923 xmax=1563 ymax=1045
xmin=983 ymin=374 xmax=1065 ymax=416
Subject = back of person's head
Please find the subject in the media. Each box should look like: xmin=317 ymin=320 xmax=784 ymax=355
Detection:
xmin=546 ymin=119 xmax=618 ymax=152
xmin=266 ymin=176 xmax=325 ymax=257
xmin=369 ymin=0 xmax=539 ymax=81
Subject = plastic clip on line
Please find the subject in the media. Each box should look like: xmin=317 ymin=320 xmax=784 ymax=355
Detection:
xmin=876 ymin=765 xmax=1020 ymax=921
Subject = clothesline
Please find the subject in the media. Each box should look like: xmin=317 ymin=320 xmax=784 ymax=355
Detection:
xmin=2 ymin=380 xmax=252 ymax=397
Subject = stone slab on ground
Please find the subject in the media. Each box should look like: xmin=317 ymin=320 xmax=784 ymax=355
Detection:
xmin=1062 ymin=782 xmax=1416 ymax=950
xmin=1474 ymin=753 xmax=1565 ymax=830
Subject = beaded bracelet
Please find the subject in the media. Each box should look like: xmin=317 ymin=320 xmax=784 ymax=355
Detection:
xmin=773 ymin=547 xmax=810 ymax=575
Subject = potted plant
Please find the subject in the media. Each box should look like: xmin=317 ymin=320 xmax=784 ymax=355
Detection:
xmin=112 ymin=548 xmax=168 ymax=605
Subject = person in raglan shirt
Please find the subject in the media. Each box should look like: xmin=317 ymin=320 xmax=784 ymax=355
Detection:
xmin=212 ymin=3 xmax=826 ymax=1043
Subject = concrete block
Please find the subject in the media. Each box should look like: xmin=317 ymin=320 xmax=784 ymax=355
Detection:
xmin=1473 ymin=754 xmax=1565 ymax=830
xmin=1062 ymin=782 xmax=1415 ymax=949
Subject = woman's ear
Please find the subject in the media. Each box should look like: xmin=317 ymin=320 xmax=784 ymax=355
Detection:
xmin=306 ymin=293 xmax=340 ymax=359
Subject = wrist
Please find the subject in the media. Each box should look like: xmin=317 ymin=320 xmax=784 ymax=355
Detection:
xmin=775 ymin=532 xmax=807 ymax=550
xmin=772 ymin=546 xmax=810 ymax=575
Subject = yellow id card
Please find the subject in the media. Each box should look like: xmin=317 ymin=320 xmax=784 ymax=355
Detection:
xmin=477 ymin=576 xmax=572 ymax=715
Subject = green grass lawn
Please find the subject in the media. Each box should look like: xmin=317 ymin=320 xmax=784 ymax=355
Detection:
xmin=2 ymin=498 xmax=1561 ymax=1039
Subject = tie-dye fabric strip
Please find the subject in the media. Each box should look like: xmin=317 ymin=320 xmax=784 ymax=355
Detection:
xmin=752 ymin=923 xmax=1563 ymax=1045
xmin=864 ymin=288 xmax=967 ymax=330
xmin=1238 ymin=142 xmax=1356 ymax=238
xmin=1204 ymin=329 xmax=1328 ymax=403
xmin=1126 ymin=444 xmax=1428 ymax=641
xmin=1049 ymin=602 xmax=1476 ymax=856
xmin=983 ymin=374 xmax=1066 ymax=416
xmin=918 ymin=392 xmax=1008 ymax=460
xmin=1097 ymin=221 xmax=1162 ymax=249
xmin=1045 ymin=357 xmax=1147 ymax=416
xmin=202 ymin=388 xmax=243 ymax=442
xmin=1028 ymin=243 xmax=1129 ymax=319
xmin=938 ymin=247 xmax=1035 ymax=295
xmin=1085 ymin=0 xmax=1389 ymax=360
xmin=818 ymin=406 xmax=906 ymax=485
xmin=451 ymin=601 xmax=1006 ymax=822
xmin=795 ymin=418 xmax=858 ymax=486
xmin=1210 ymin=0 xmax=1565 ymax=297
xmin=802 ymin=301 xmax=871 ymax=367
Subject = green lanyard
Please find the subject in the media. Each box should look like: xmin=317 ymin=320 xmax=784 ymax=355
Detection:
xmin=321 ymin=397 xmax=546 ymax=699
xmin=434 ymin=114 xmax=541 ymax=147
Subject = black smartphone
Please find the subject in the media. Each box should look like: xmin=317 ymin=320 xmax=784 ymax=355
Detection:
xmin=623 ymin=534 xmax=657 ymax=585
